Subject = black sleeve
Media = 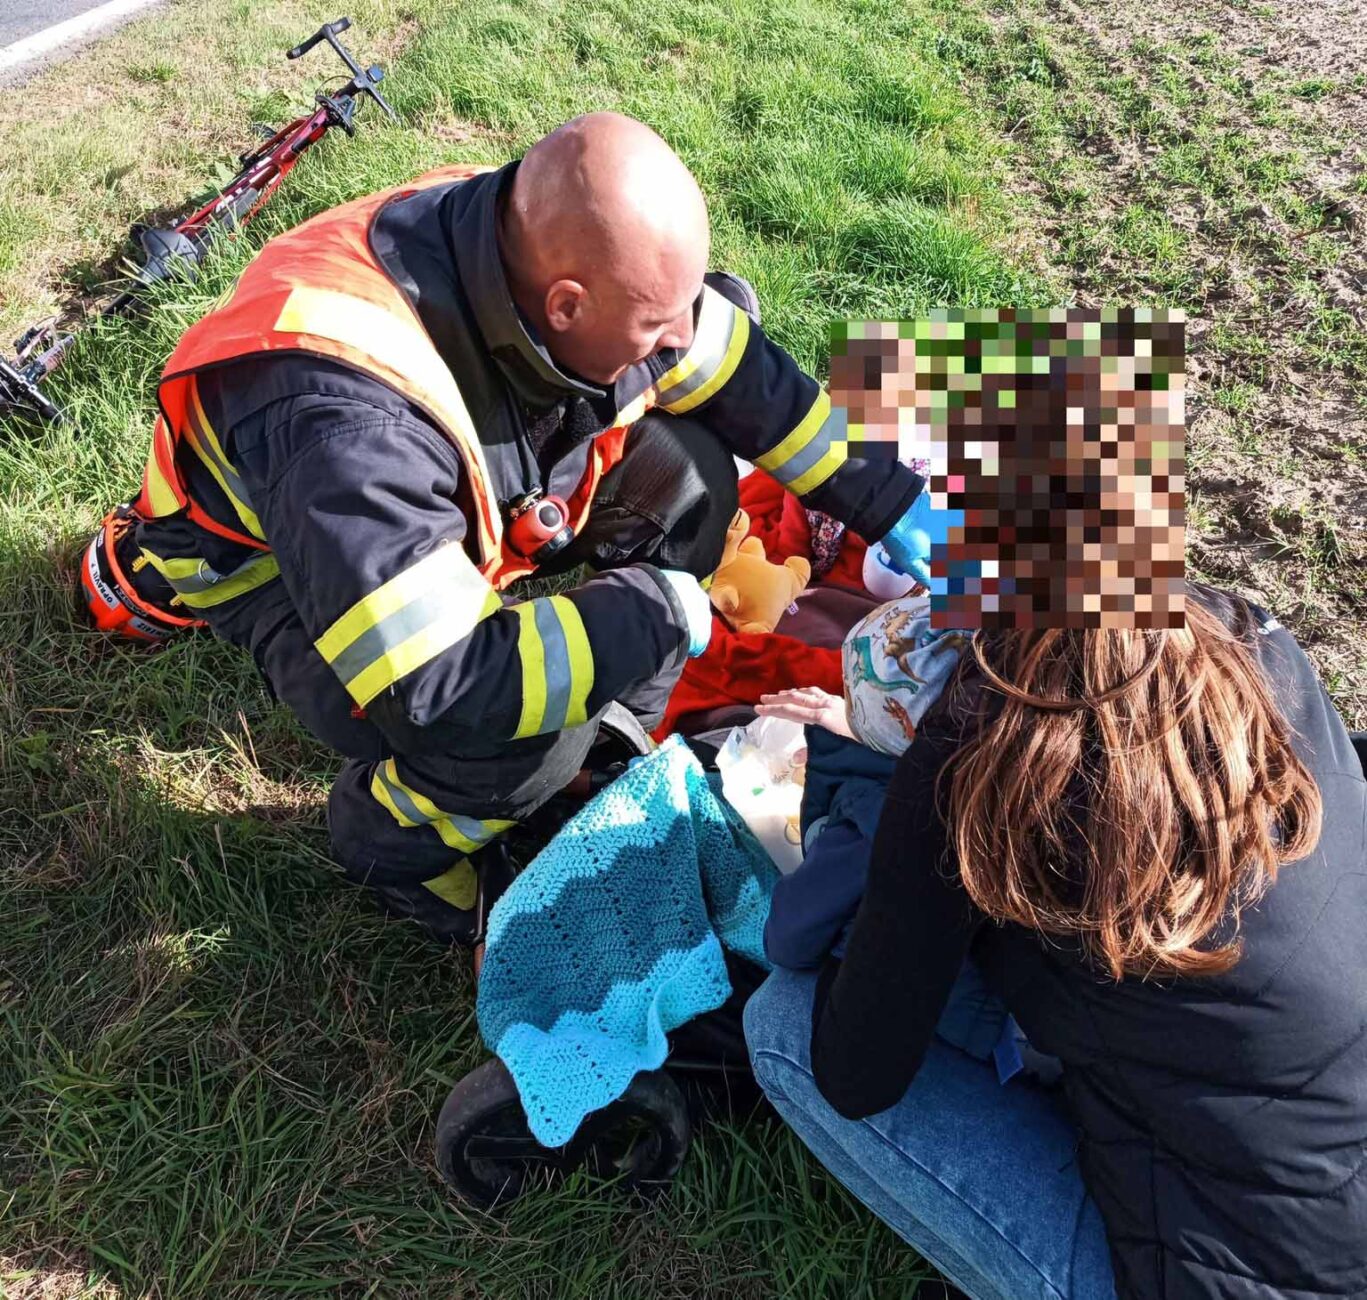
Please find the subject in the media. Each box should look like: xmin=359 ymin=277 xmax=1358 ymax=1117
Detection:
xmin=810 ymin=724 xmax=981 ymax=1119
xmin=642 ymin=283 xmax=922 ymax=543
xmin=764 ymin=819 xmax=872 ymax=971
xmin=228 ymin=360 xmax=687 ymax=748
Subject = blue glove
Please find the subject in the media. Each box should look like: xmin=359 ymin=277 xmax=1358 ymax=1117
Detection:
xmin=659 ymin=569 xmax=714 ymax=657
xmin=878 ymin=489 xmax=964 ymax=589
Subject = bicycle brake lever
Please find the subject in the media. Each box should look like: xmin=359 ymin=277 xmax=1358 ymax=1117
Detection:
xmin=14 ymin=318 xmax=59 ymax=362
xmin=1 ymin=354 xmax=64 ymax=424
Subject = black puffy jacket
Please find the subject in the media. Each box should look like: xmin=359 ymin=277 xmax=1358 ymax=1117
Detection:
xmin=976 ymin=588 xmax=1367 ymax=1296
xmin=814 ymin=584 xmax=1367 ymax=1297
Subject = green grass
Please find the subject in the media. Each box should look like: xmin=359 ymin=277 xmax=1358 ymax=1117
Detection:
xmin=3 ymin=0 xmax=1365 ymax=1293
xmin=0 ymin=0 xmax=1038 ymax=1295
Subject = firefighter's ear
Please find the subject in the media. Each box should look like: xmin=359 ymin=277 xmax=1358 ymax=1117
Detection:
xmin=543 ymin=279 xmax=587 ymax=332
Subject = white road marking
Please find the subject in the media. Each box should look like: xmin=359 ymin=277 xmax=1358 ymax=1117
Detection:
xmin=0 ymin=0 xmax=166 ymax=78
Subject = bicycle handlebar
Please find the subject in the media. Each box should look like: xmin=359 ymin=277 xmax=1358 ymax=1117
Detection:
xmin=2 ymin=16 xmax=399 ymax=427
xmin=287 ymin=17 xmax=351 ymax=62
xmin=285 ymin=16 xmax=398 ymax=122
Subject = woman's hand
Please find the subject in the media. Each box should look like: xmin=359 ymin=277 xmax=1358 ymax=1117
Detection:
xmin=756 ymin=686 xmax=854 ymax=740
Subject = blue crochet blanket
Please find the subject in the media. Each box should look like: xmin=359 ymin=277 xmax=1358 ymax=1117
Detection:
xmin=476 ymin=735 xmax=777 ymax=1147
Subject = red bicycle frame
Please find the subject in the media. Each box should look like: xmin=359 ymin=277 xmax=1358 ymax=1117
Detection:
xmin=1 ymin=17 xmax=397 ymax=425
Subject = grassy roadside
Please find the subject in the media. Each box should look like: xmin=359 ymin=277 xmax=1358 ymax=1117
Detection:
xmin=0 ymin=0 xmax=419 ymax=343
xmin=2 ymin=0 xmax=1038 ymax=1296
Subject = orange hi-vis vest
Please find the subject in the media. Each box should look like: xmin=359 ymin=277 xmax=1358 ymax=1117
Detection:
xmin=136 ymin=164 xmax=648 ymax=591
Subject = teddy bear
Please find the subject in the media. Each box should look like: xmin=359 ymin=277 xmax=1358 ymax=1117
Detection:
xmin=708 ymin=509 xmax=811 ymax=635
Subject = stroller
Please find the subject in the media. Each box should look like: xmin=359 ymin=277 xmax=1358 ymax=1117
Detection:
xmin=434 ymin=702 xmax=771 ymax=1209
xmin=433 ymin=701 xmax=1367 ymax=1211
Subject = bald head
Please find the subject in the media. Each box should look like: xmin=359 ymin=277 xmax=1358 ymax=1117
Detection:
xmin=499 ymin=113 xmax=710 ymax=385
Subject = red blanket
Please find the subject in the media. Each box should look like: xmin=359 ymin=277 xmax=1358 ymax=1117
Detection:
xmin=655 ymin=472 xmax=868 ymax=738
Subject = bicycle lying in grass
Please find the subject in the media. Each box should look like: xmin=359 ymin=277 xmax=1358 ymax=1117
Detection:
xmin=0 ymin=16 xmax=398 ymax=426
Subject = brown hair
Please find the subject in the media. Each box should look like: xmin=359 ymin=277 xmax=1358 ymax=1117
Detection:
xmin=943 ymin=594 xmax=1323 ymax=980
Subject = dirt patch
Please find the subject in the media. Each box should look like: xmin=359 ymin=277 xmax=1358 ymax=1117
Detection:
xmin=0 ymin=1253 xmax=123 ymax=1300
xmin=1103 ymin=0 xmax=1367 ymax=165
xmin=972 ymin=0 xmax=1367 ymax=723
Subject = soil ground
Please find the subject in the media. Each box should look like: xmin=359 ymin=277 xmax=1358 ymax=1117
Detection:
xmin=940 ymin=0 xmax=1366 ymax=723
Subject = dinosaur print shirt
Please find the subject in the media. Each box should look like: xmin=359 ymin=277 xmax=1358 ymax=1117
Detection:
xmin=841 ymin=594 xmax=970 ymax=756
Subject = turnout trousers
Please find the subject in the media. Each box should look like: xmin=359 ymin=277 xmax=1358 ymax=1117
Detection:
xmin=206 ymin=412 xmax=739 ymax=938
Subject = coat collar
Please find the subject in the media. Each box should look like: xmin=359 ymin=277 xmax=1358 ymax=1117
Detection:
xmin=450 ymin=160 xmax=608 ymax=409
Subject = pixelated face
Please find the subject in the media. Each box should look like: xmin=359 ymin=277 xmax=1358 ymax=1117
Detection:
xmin=830 ymin=309 xmax=1187 ymax=630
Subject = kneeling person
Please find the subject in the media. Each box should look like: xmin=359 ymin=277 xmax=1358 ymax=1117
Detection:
xmin=83 ymin=113 xmax=932 ymax=944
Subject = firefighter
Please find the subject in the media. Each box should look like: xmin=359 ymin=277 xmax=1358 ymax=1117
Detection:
xmin=82 ymin=112 xmax=941 ymax=943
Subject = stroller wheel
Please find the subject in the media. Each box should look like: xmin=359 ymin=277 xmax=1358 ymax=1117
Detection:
xmin=436 ymin=1058 xmax=691 ymax=1209
xmin=577 ymin=1067 xmax=691 ymax=1191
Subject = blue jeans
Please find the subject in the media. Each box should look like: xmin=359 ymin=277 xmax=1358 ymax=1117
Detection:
xmin=743 ymin=967 xmax=1116 ymax=1300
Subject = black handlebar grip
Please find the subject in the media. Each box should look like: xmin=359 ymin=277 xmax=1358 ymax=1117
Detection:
xmin=287 ymin=16 xmax=351 ymax=60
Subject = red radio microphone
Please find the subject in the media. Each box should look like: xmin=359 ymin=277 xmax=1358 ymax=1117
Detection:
xmin=505 ymin=489 xmax=575 ymax=563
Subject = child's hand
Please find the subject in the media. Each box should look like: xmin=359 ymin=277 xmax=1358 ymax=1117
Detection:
xmin=756 ymin=687 xmax=854 ymax=739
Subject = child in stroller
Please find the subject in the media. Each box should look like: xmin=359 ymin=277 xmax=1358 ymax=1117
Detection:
xmin=433 ymin=621 xmax=1367 ymax=1212
xmin=435 ymin=701 xmax=771 ymax=1209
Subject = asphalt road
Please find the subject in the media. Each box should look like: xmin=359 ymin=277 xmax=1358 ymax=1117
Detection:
xmin=0 ymin=0 xmax=166 ymax=86
xmin=0 ymin=0 xmax=110 ymax=47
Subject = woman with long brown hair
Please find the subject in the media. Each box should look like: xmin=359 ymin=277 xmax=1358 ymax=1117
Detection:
xmin=744 ymin=310 xmax=1366 ymax=1296
xmin=746 ymin=583 xmax=1367 ymax=1297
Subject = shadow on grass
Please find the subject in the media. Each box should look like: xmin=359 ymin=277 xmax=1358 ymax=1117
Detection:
xmin=0 ymin=526 xmax=939 ymax=1299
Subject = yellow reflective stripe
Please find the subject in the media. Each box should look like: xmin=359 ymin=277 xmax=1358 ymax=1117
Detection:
xmin=343 ymin=592 xmax=501 ymax=708
xmin=316 ymin=545 xmax=485 ymax=661
xmin=369 ymin=765 xmax=417 ymax=827
xmin=513 ymin=601 xmax=548 ymax=739
xmin=510 ymin=596 xmax=595 ymax=740
xmin=314 ymin=544 xmax=501 ymax=708
xmin=652 ymin=293 xmax=725 ymax=398
xmin=756 ymin=390 xmax=829 ymax=476
xmin=668 ymin=309 xmax=749 ymax=415
xmin=140 ymin=553 xmax=215 ymax=586
xmin=142 ymin=431 xmax=182 ymax=517
xmin=138 ymin=548 xmax=281 ymax=609
xmin=437 ymin=818 xmax=515 ymax=855
xmin=654 ymin=352 xmax=704 ymax=402
xmin=754 ymin=390 xmax=849 ymax=496
xmin=613 ymin=390 xmax=650 ymax=428
xmin=551 ymin=594 xmax=594 ymax=729
xmin=143 ymin=466 xmax=181 ymax=516
xmin=661 ymin=309 xmax=751 ymax=416
xmin=423 ymin=860 xmax=478 ymax=911
xmin=785 ymin=440 xmax=847 ymax=496
xmin=183 ymin=384 xmax=266 ymax=541
xmin=369 ymin=759 xmax=515 ymax=854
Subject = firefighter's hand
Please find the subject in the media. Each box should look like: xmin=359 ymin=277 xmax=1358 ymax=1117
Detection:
xmin=659 ymin=570 xmax=714 ymax=658
xmin=878 ymin=488 xmax=963 ymax=589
